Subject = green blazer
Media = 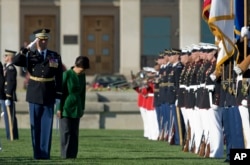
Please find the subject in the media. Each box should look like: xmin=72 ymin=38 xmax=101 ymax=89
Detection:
xmin=60 ymin=68 xmax=86 ymax=118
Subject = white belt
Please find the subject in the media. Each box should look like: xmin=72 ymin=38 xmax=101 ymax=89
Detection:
xmin=148 ymin=93 xmax=154 ymax=97
xmin=205 ymin=85 xmax=215 ymax=91
xmin=199 ymin=83 xmax=206 ymax=88
xmin=179 ymin=85 xmax=186 ymax=88
xmin=189 ymin=85 xmax=197 ymax=90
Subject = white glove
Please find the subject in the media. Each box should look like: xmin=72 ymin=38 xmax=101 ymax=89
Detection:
xmin=241 ymin=99 xmax=248 ymax=107
xmin=1 ymin=112 xmax=4 ymax=117
xmin=55 ymin=99 xmax=61 ymax=105
xmin=233 ymin=65 xmax=242 ymax=75
xmin=241 ymin=26 xmax=249 ymax=38
xmin=175 ymin=100 xmax=178 ymax=106
xmin=5 ymin=99 xmax=11 ymax=106
xmin=209 ymin=73 xmax=216 ymax=81
xmin=27 ymin=38 xmax=38 ymax=51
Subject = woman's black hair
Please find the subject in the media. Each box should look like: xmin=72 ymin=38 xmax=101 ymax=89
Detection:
xmin=75 ymin=56 xmax=90 ymax=69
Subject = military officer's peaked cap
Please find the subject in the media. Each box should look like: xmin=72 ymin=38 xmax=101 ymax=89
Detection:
xmin=171 ymin=48 xmax=181 ymax=55
xmin=191 ymin=44 xmax=201 ymax=52
xmin=33 ymin=28 xmax=50 ymax=39
xmin=181 ymin=48 xmax=189 ymax=55
xmin=5 ymin=49 xmax=16 ymax=56
xmin=206 ymin=43 xmax=218 ymax=50
xmin=158 ymin=52 xmax=164 ymax=59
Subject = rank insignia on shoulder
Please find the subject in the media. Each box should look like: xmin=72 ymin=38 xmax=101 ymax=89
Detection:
xmin=8 ymin=65 xmax=14 ymax=70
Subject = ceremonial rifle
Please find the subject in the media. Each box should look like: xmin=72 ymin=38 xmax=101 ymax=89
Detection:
xmin=190 ymin=134 xmax=196 ymax=153
xmin=6 ymin=105 xmax=13 ymax=141
xmin=182 ymin=121 xmax=191 ymax=152
xmin=198 ymin=130 xmax=206 ymax=157
xmin=168 ymin=117 xmax=175 ymax=145
xmin=204 ymin=131 xmax=210 ymax=158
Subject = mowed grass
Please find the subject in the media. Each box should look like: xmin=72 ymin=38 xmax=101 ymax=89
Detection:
xmin=0 ymin=129 xmax=226 ymax=165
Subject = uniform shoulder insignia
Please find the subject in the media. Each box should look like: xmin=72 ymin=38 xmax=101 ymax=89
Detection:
xmin=7 ymin=65 xmax=14 ymax=70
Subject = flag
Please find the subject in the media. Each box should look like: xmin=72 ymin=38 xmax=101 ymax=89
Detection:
xmin=234 ymin=0 xmax=244 ymax=40
xmin=207 ymin=0 xmax=235 ymax=69
xmin=202 ymin=0 xmax=212 ymax=22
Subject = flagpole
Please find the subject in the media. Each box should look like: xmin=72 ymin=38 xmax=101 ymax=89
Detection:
xmin=244 ymin=0 xmax=248 ymax=59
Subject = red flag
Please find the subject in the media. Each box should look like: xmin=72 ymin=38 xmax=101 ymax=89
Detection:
xmin=202 ymin=0 xmax=212 ymax=22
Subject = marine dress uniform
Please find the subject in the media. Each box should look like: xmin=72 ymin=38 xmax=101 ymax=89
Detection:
xmin=185 ymin=46 xmax=202 ymax=152
xmin=145 ymin=72 xmax=159 ymax=141
xmin=12 ymin=29 xmax=63 ymax=159
xmin=3 ymin=50 xmax=19 ymax=140
xmin=132 ymin=72 xmax=148 ymax=138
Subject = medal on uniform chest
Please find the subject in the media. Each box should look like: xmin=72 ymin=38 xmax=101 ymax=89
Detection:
xmin=49 ymin=58 xmax=58 ymax=68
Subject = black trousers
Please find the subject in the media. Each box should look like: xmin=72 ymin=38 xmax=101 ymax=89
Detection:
xmin=59 ymin=117 xmax=80 ymax=159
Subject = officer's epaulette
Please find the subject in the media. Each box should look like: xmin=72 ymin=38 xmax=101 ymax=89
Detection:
xmin=7 ymin=65 xmax=14 ymax=70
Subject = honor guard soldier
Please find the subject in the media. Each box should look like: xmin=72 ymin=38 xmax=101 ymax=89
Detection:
xmin=158 ymin=50 xmax=172 ymax=141
xmin=12 ymin=28 xmax=63 ymax=159
xmin=132 ymin=69 xmax=148 ymax=138
xmin=166 ymin=49 xmax=183 ymax=145
xmin=3 ymin=49 xmax=19 ymax=140
xmin=199 ymin=44 xmax=224 ymax=158
xmin=153 ymin=58 xmax=163 ymax=138
xmin=218 ymin=44 xmax=244 ymax=162
xmin=185 ymin=44 xmax=202 ymax=152
xmin=144 ymin=67 xmax=159 ymax=140
xmin=194 ymin=44 xmax=211 ymax=156
xmin=178 ymin=48 xmax=192 ymax=151
xmin=233 ymin=25 xmax=250 ymax=149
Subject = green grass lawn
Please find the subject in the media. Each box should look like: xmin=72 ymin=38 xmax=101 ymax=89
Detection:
xmin=0 ymin=129 xmax=227 ymax=165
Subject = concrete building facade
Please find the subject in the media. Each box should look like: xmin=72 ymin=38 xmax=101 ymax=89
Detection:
xmin=0 ymin=0 xmax=213 ymax=77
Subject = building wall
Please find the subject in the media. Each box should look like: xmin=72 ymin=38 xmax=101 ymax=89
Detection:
xmin=0 ymin=0 xmax=199 ymax=78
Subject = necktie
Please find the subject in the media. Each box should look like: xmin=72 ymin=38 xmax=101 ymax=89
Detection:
xmin=41 ymin=51 xmax=45 ymax=60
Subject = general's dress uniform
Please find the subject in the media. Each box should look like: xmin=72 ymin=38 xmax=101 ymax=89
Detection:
xmin=3 ymin=50 xmax=19 ymax=140
xmin=12 ymin=29 xmax=63 ymax=159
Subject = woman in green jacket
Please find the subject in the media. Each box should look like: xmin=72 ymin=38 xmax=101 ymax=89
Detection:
xmin=57 ymin=56 xmax=90 ymax=159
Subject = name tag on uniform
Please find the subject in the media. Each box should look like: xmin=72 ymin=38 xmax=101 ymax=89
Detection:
xmin=49 ymin=59 xmax=58 ymax=68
